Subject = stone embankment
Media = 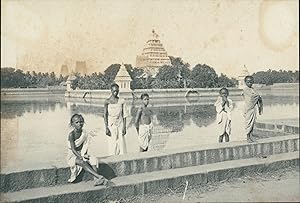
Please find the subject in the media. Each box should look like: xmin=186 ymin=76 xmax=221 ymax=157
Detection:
xmin=65 ymin=88 xmax=243 ymax=99
xmin=1 ymin=88 xmax=66 ymax=97
xmin=1 ymin=122 xmax=299 ymax=203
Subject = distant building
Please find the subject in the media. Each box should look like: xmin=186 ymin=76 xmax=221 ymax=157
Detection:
xmin=66 ymin=73 xmax=76 ymax=91
xmin=238 ymin=65 xmax=250 ymax=89
xmin=136 ymin=30 xmax=171 ymax=76
xmin=75 ymin=61 xmax=87 ymax=75
xmin=114 ymin=64 xmax=132 ymax=90
xmin=60 ymin=65 xmax=69 ymax=76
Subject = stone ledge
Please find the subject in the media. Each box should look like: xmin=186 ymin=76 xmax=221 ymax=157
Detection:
xmin=1 ymin=152 xmax=299 ymax=203
xmin=256 ymin=122 xmax=299 ymax=134
xmin=1 ymin=134 xmax=298 ymax=193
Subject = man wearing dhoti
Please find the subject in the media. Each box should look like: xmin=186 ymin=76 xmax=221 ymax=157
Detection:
xmin=104 ymin=83 xmax=128 ymax=155
xmin=243 ymin=76 xmax=263 ymax=142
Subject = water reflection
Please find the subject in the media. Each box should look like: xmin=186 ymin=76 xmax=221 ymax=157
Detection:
xmin=0 ymin=95 xmax=298 ymax=170
xmin=1 ymin=97 xmax=66 ymax=119
xmin=69 ymin=103 xmax=103 ymax=116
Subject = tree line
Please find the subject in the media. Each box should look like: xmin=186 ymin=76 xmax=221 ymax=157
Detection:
xmin=1 ymin=67 xmax=68 ymax=88
xmin=71 ymin=57 xmax=238 ymax=90
xmin=252 ymin=69 xmax=299 ymax=85
xmin=1 ymin=57 xmax=298 ymax=89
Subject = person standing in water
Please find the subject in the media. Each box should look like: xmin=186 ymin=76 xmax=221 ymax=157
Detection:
xmin=104 ymin=83 xmax=128 ymax=155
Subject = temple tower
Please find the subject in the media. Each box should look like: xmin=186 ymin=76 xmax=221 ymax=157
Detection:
xmin=75 ymin=61 xmax=87 ymax=75
xmin=60 ymin=65 xmax=69 ymax=76
xmin=136 ymin=30 xmax=171 ymax=76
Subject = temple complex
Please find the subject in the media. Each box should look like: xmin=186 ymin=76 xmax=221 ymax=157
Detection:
xmin=136 ymin=30 xmax=171 ymax=76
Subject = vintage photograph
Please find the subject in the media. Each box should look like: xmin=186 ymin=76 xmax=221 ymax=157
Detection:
xmin=1 ymin=0 xmax=299 ymax=202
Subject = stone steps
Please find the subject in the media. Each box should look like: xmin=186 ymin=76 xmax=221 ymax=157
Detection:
xmin=1 ymin=151 xmax=298 ymax=203
xmin=1 ymin=134 xmax=298 ymax=193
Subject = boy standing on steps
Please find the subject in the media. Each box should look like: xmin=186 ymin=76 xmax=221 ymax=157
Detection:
xmin=214 ymin=88 xmax=234 ymax=143
xmin=243 ymin=76 xmax=263 ymax=142
xmin=135 ymin=93 xmax=153 ymax=152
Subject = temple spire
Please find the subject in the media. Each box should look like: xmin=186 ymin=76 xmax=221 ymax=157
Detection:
xmin=136 ymin=30 xmax=171 ymax=76
xmin=152 ymin=29 xmax=159 ymax=39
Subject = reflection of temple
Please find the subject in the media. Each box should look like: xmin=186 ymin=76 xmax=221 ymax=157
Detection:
xmin=238 ymin=65 xmax=249 ymax=89
xmin=136 ymin=30 xmax=171 ymax=76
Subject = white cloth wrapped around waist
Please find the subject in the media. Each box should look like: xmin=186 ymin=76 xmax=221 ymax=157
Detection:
xmin=243 ymin=86 xmax=261 ymax=114
xmin=214 ymin=97 xmax=233 ymax=124
xmin=66 ymin=130 xmax=98 ymax=183
xmin=107 ymin=98 xmax=129 ymax=127
xmin=138 ymin=123 xmax=153 ymax=150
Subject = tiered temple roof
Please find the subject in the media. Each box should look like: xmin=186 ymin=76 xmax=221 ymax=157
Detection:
xmin=114 ymin=64 xmax=132 ymax=90
xmin=136 ymin=30 xmax=171 ymax=76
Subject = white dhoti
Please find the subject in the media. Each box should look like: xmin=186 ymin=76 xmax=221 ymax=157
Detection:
xmin=108 ymin=121 xmax=127 ymax=155
xmin=216 ymin=112 xmax=231 ymax=136
xmin=138 ymin=124 xmax=153 ymax=150
xmin=107 ymin=98 xmax=128 ymax=155
xmin=214 ymin=97 xmax=233 ymax=136
xmin=243 ymin=86 xmax=261 ymax=135
xmin=244 ymin=107 xmax=257 ymax=135
xmin=66 ymin=130 xmax=98 ymax=183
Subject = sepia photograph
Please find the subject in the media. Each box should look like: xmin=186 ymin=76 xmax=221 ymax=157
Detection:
xmin=1 ymin=0 xmax=299 ymax=202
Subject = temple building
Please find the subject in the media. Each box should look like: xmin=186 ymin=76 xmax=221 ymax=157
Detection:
xmin=136 ymin=30 xmax=171 ymax=76
xmin=238 ymin=65 xmax=250 ymax=89
xmin=114 ymin=64 xmax=132 ymax=90
xmin=66 ymin=72 xmax=76 ymax=91
xmin=75 ymin=61 xmax=87 ymax=75
xmin=60 ymin=65 xmax=69 ymax=76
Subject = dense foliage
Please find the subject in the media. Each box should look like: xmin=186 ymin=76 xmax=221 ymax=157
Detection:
xmin=252 ymin=69 xmax=299 ymax=85
xmin=1 ymin=68 xmax=67 ymax=88
xmin=2 ymin=58 xmax=297 ymax=89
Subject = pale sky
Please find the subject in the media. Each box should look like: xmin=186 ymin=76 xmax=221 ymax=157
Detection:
xmin=1 ymin=0 xmax=299 ymax=77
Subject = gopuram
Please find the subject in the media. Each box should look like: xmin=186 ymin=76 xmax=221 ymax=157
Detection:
xmin=136 ymin=30 xmax=171 ymax=76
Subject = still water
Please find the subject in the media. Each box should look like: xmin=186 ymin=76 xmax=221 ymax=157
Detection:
xmin=1 ymin=94 xmax=299 ymax=171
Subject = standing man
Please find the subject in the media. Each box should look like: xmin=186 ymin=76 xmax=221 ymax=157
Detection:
xmin=104 ymin=83 xmax=128 ymax=155
xmin=243 ymin=76 xmax=263 ymax=142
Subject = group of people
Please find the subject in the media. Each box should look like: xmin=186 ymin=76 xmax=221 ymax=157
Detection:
xmin=66 ymin=83 xmax=153 ymax=186
xmin=66 ymin=75 xmax=263 ymax=186
xmin=215 ymin=75 xmax=263 ymax=143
